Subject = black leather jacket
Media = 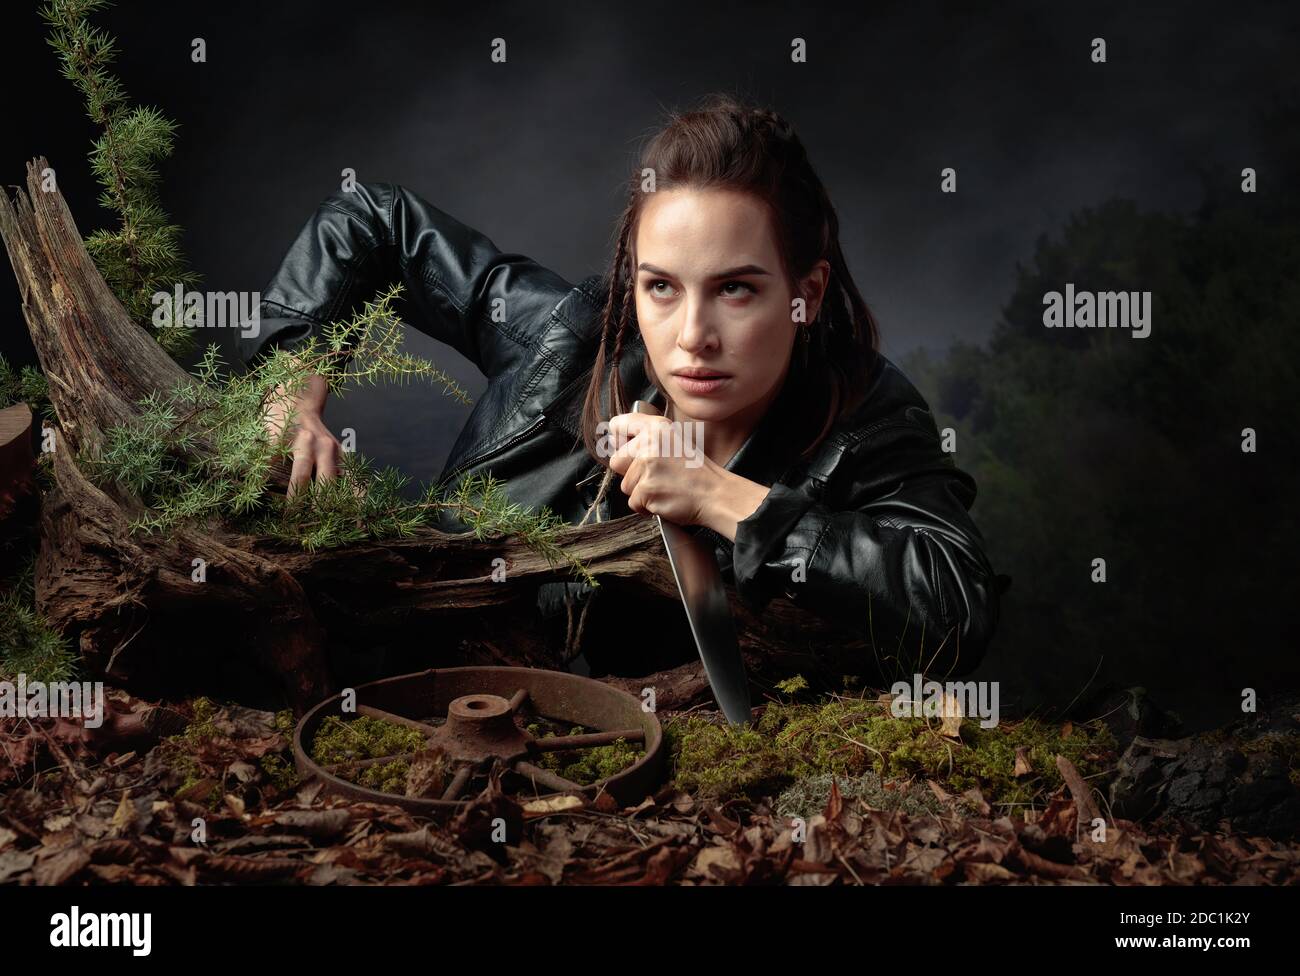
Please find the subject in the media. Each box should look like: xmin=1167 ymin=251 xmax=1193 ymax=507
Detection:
xmin=240 ymin=182 xmax=1003 ymax=674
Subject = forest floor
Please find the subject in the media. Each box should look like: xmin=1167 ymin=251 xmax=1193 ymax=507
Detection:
xmin=1 ymin=676 xmax=1297 ymax=885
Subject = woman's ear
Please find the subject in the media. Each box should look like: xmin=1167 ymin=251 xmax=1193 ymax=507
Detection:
xmin=798 ymin=259 xmax=832 ymax=322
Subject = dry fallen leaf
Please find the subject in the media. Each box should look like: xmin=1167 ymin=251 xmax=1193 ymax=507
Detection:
xmin=939 ymin=690 xmax=964 ymax=738
xmin=1013 ymin=746 xmax=1033 ymax=778
xmin=825 ymin=779 xmax=844 ymax=822
xmin=522 ymin=795 xmax=585 ymax=818
xmin=404 ymin=748 xmax=448 ymax=800
xmin=692 ymin=845 xmax=742 ymax=880
xmin=108 ymin=791 xmax=135 ymax=836
xmin=928 ymin=779 xmax=955 ymax=805
xmin=271 ymin=809 xmax=352 ymax=839
xmin=32 ymin=847 xmax=89 ymax=885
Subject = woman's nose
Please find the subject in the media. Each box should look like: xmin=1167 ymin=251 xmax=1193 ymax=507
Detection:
xmin=677 ymin=293 xmax=717 ymax=351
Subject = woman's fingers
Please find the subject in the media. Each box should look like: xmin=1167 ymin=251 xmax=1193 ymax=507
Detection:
xmin=619 ymin=454 xmax=642 ymax=499
xmin=608 ymin=419 xmax=670 ymax=474
xmin=286 ymin=427 xmax=342 ymax=497
xmin=607 ymin=432 xmax=637 ymax=474
xmin=315 ymin=442 xmax=339 ymax=482
xmin=288 ymin=439 xmax=315 ymax=498
xmin=604 ymin=412 xmax=639 ymax=446
xmin=606 ymin=413 xmax=666 ymax=454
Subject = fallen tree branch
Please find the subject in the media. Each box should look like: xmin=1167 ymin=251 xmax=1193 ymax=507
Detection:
xmin=1 ymin=157 xmax=874 ymax=711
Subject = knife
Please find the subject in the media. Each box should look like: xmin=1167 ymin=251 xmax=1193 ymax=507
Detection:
xmin=631 ymin=399 xmax=751 ymax=726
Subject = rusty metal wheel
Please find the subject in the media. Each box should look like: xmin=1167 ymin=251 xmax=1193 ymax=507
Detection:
xmin=293 ymin=666 xmax=665 ymax=812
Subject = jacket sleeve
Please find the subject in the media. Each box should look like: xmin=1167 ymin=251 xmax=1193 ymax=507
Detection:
xmin=730 ymin=417 xmax=1001 ymax=675
xmin=239 ymin=181 xmax=574 ymax=379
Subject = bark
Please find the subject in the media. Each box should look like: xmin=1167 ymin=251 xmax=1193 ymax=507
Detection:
xmin=0 ymin=158 xmax=869 ymax=712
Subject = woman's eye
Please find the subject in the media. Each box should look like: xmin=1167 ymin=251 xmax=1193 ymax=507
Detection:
xmin=721 ymin=281 xmax=757 ymax=298
xmin=643 ymin=279 xmax=755 ymax=299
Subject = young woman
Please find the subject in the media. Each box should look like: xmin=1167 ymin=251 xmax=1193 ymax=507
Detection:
xmin=243 ymin=94 xmax=1002 ymax=680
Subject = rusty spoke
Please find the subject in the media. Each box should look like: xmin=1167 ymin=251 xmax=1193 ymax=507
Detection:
xmin=355 ymin=704 xmax=440 ymax=737
xmin=440 ymin=762 xmax=478 ymax=801
xmin=322 ymin=751 xmax=413 ymax=774
xmin=530 ymin=728 xmax=645 ymax=752
xmin=514 ymin=759 xmax=585 ymax=794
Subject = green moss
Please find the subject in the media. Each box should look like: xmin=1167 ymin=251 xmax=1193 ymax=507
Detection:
xmin=774 ymin=674 xmax=810 ymax=696
xmin=1238 ymin=730 xmax=1300 ymax=787
xmin=1238 ymin=730 xmax=1300 ymax=759
xmin=164 ymin=697 xmax=224 ymax=809
xmin=526 ymin=722 xmax=642 ymax=786
xmin=307 ymin=715 xmax=426 ymax=793
xmin=662 ymin=711 xmax=795 ymax=799
xmin=551 ymin=737 xmax=639 ymax=784
xmin=1195 ymin=727 xmax=1300 ymax=787
xmin=665 ymin=696 xmax=1117 ymax=811
xmin=259 ymin=753 xmax=300 ymax=792
xmin=180 ymin=697 xmax=219 ymax=741
xmin=251 ymin=708 xmax=302 ymax=791
xmin=309 ymin=715 xmax=427 ymax=766
xmin=356 ymin=758 xmax=411 ymax=793
xmin=272 ymin=708 xmax=296 ymax=739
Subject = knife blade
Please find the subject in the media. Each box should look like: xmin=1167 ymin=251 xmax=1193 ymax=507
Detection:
xmin=631 ymin=399 xmax=751 ymax=726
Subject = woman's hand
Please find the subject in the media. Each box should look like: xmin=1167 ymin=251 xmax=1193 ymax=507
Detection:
xmin=605 ymin=412 xmax=771 ymax=539
xmin=261 ymin=365 xmax=343 ymax=498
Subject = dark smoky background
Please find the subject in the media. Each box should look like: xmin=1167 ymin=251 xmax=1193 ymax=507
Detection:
xmin=2 ymin=0 xmax=1296 ymax=727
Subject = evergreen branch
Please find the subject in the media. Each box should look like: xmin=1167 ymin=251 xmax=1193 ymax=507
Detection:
xmin=83 ymin=285 xmax=597 ymax=587
xmin=41 ymin=0 xmax=199 ymax=358
xmin=438 ymin=473 xmax=600 ymax=588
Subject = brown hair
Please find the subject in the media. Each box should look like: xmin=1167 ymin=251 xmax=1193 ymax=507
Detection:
xmin=579 ymin=92 xmax=881 ymax=470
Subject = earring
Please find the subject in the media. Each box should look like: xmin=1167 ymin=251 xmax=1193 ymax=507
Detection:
xmin=799 ymin=324 xmax=812 ymax=366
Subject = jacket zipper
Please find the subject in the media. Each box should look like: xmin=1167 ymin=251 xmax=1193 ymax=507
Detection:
xmin=839 ymin=416 xmax=921 ymax=449
xmin=441 ymin=413 xmax=546 ymax=488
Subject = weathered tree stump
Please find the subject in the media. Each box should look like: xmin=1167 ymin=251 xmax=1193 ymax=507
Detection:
xmin=0 ymin=158 xmax=871 ymax=712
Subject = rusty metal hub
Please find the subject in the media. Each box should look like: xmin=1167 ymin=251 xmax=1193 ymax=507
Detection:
xmin=293 ymin=666 xmax=666 ymax=812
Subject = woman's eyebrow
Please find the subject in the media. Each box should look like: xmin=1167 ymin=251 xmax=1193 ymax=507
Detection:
xmin=637 ymin=262 xmax=771 ymax=280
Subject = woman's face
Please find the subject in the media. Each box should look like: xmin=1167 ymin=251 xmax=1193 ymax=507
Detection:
xmin=632 ymin=187 xmax=829 ymax=439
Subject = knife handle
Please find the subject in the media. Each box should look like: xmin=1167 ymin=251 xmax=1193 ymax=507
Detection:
xmin=631 ymin=399 xmax=661 ymax=417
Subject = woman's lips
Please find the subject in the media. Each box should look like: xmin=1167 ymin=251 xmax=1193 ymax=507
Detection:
xmin=673 ymin=374 xmax=731 ymax=395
